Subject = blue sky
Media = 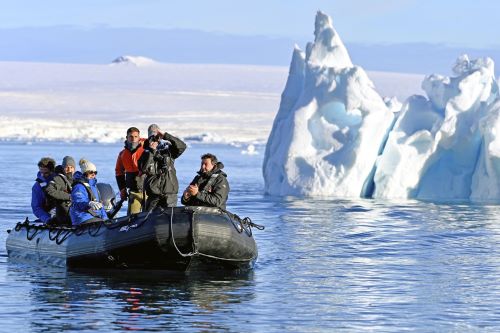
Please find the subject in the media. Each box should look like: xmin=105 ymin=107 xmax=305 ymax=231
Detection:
xmin=1 ymin=0 xmax=499 ymax=48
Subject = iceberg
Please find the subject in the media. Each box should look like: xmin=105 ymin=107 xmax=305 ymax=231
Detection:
xmin=264 ymin=11 xmax=500 ymax=202
xmin=263 ymin=11 xmax=394 ymax=197
xmin=374 ymin=55 xmax=498 ymax=200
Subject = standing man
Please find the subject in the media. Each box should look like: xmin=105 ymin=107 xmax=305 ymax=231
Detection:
xmin=45 ymin=156 xmax=76 ymax=225
xmin=181 ymin=153 xmax=230 ymax=210
xmin=115 ymin=127 xmax=146 ymax=215
xmin=139 ymin=124 xmax=186 ymax=211
xmin=31 ymin=157 xmax=56 ymax=223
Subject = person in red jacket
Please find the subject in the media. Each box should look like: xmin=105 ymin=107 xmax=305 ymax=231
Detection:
xmin=115 ymin=127 xmax=146 ymax=215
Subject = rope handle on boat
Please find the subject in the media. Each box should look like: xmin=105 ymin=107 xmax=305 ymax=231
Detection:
xmin=222 ymin=210 xmax=265 ymax=236
xmin=12 ymin=211 xmax=154 ymax=245
xmin=169 ymin=207 xmax=199 ymax=257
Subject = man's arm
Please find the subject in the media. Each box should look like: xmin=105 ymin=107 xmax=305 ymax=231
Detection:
xmin=195 ymin=176 xmax=229 ymax=209
xmin=181 ymin=176 xmax=199 ymax=206
xmin=115 ymin=151 xmax=127 ymax=194
xmin=163 ymin=132 xmax=187 ymax=159
xmin=45 ymin=176 xmax=71 ymax=201
xmin=31 ymin=183 xmax=51 ymax=223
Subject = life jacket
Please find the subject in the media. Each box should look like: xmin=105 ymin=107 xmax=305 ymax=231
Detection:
xmin=198 ymin=173 xmax=220 ymax=194
xmin=73 ymin=179 xmax=103 ymax=217
xmin=116 ymin=140 xmax=145 ymax=173
xmin=116 ymin=140 xmax=146 ymax=191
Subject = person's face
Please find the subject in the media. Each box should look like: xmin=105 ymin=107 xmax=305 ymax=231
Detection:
xmin=64 ymin=165 xmax=75 ymax=175
xmin=39 ymin=167 xmax=52 ymax=179
xmin=200 ymin=158 xmax=215 ymax=174
xmin=85 ymin=171 xmax=97 ymax=179
xmin=127 ymin=131 xmax=140 ymax=144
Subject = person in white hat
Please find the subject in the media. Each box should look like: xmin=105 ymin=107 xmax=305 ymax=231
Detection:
xmin=70 ymin=158 xmax=107 ymax=225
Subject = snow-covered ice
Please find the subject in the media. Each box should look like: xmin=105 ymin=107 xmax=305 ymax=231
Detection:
xmin=263 ymin=11 xmax=394 ymax=197
xmin=0 ymin=58 xmax=422 ymax=145
xmin=374 ymin=55 xmax=498 ymax=201
xmin=263 ymin=11 xmax=500 ymax=202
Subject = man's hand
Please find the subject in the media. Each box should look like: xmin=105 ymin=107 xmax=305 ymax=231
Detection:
xmin=120 ymin=188 xmax=128 ymax=200
xmin=149 ymin=141 xmax=159 ymax=150
xmin=187 ymin=184 xmax=199 ymax=196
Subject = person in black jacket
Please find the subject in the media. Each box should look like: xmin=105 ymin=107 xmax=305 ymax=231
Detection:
xmin=181 ymin=153 xmax=229 ymax=210
xmin=45 ymin=156 xmax=76 ymax=225
xmin=139 ymin=124 xmax=187 ymax=211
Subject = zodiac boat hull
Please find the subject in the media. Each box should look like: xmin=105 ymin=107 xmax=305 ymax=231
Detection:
xmin=6 ymin=207 xmax=258 ymax=272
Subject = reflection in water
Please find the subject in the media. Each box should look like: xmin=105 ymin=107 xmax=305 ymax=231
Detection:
xmin=6 ymin=265 xmax=255 ymax=332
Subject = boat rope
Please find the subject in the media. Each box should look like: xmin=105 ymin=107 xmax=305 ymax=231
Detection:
xmin=169 ymin=207 xmax=199 ymax=257
xmin=26 ymin=223 xmax=42 ymax=241
xmin=196 ymin=251 xmax=257 ymax=262
xmin=55 ymin=229 xmax=73 ymax=245
xmin=222 ymin=210 xmax=265 ymax=236
xmin=168 ymin=208 xmax=259 ymax=262
xmin=13 ymin=210 xmax=154 ymax=245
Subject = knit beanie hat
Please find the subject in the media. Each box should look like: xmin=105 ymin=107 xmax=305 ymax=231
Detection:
xmin=79 ymin=158 xmax=97 ymax=173
xmin=62 ymin=156 xmax=76 ymax=168
xmin=148 ymin=123 xmax=161 ymax=138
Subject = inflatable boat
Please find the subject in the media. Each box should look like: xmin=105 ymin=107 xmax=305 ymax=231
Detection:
xmin=6 ymin=206 xmax=262 ymax=272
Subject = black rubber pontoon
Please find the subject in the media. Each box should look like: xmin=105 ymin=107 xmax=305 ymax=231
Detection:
xmin=6 ymin=206 xmax=261 ymax=272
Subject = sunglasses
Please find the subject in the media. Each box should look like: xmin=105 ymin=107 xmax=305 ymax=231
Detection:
xmin=86 ymin=171 xmax=98 ymax=175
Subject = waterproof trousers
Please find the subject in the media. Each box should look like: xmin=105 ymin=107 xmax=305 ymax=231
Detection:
xmin=128 ymin=191 xmax=146 ymax=215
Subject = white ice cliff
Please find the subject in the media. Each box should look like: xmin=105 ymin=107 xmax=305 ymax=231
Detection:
xmin=263 ymin=11 xmax=394 ymax=197
xmin=374 ymin=55 xmax=498 ymax=200
xmin=263 ymin=11 xmax=500 ymax=202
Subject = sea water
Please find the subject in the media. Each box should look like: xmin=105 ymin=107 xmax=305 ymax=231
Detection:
xmin=0 ymin=142 xmax=498 ymax=332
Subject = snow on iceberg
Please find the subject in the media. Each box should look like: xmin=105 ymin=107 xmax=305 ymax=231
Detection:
xmin=373 ymin=55 xmax=498 ymax=201
xmin=263 ymin=11 xmax=394 ymax=197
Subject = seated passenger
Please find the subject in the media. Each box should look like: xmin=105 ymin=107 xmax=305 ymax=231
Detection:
xmin=181 ymin=153 xmax=229 ymax=210
xmin=45 ymin=156 xmax=76 ymax=226
xmin=70 ymin=158 xmax=107 ymax=225
xmin=31 ymin=157 xmax=56 ymax=223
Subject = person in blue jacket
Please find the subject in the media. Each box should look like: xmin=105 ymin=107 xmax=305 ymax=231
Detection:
xmin=31 ymin=157 xmax=56 ymax=223
xmin=70 ymin=158 xmax=107 ymax=225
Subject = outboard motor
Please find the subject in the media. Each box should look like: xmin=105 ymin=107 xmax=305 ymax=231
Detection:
xmin=96 ymin=183 xmax=116 ymax=212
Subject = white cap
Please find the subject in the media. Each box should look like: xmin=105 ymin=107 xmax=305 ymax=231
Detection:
xmin=79 ymin=158 xmax=97 ymax=173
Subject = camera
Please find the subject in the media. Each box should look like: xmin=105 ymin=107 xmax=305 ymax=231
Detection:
xmin=148 ymin=133 xmax=162 ymax=143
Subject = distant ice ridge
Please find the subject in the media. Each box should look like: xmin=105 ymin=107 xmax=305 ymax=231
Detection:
xmin=0 ymin=116 xmax=246 ymax=145
xmin=264 ymin=11 xmax=500 ymax=202
xmin=111 ymin=55 xmax=158 ymax=66
xmin=263 ymin=11 xmax=394 ymax=197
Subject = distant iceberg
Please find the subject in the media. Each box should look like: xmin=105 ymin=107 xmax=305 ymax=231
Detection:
xmin=111 ymin=55 xmax=158 ymax=66
xmin=263 ymin=11 xmax=500 ymax=202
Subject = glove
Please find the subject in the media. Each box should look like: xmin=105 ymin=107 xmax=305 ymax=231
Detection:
xmin=89 ymin=201 xmax=103 ymax=210
xmin=120 ymin=188 xmax=128 ymax=200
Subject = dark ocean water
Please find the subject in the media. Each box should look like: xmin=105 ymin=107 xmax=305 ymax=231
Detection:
xmin=0 ymin=142 xmax=499 ymax=332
